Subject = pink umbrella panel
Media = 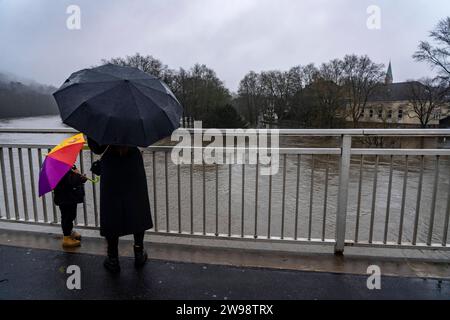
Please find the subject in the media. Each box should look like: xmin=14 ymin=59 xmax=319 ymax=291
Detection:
xmin=38 ymin=156 xmax=74 ymax=197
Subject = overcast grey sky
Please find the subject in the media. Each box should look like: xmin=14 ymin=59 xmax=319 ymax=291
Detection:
xmin=0 ymin=0 xmax=448 ymax=91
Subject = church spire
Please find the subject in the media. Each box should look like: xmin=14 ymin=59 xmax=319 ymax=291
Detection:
xmin=385 ymin=61 xmax=393 ymax=84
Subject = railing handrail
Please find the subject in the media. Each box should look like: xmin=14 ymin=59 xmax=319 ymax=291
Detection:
xmin=2 ymin=127 xmax=450 ymax=136
xmin=1 ymin=128 xmax=450 ymax=255
xmin=0 ymin=128 xmax=78 ymax=134
xmin=1 ymin=142 xmax=450 ymax=157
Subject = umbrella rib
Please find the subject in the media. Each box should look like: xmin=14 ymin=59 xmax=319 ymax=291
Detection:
xmin=128 ymin=85 xmax=148 ymax=146
xmin=132 ymin=83 xmax=181 ymax=127
xmin=131 ymin=81 xmax=169 ymax=96
xmin=54 ymin=80 xmax=121 ymax=100
xmin=92 ymin=82 xmax=138 ymax=146
xmin=59 ymin=67 xmax=122 ymax=89
xmin=134 ymin=81 xmax=181 ymax=106
xmin=87 ymin=68 xmax=123 ymax=81
xmin=62 ymin=82 xmax=127 ymax=124
xmin=130 ymin=84 xmax=177 ymax=133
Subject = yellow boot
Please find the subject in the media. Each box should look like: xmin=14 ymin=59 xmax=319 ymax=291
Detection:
xmin=70 ymin=231 xmax=81 ymax=241
xmin=62 ymin=236 xmax=81 ymax=248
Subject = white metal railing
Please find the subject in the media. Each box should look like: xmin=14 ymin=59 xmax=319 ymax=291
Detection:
xmin=0 ymin=128 xmax=450 ymax=254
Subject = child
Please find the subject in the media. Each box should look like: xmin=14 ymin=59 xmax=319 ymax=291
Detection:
xmin=54 ymin=165 xmax=88 ymax=248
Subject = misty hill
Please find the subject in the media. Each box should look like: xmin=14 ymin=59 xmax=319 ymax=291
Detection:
xmin=0 ymin=72 xmax=59 ymax=118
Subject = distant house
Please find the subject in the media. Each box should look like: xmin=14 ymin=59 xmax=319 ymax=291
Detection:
xmin=440 ymin=115 xmax=450 ymax=128
xmin=258 ymin=104 xmax=278 ymax=126
xmin=357 ymin=62 xmax=449 ymax=127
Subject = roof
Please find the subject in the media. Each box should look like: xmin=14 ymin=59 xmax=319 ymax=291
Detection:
xmin=368 ymin=81 xmax=420 ymax=102
xmin=385 ymin=61 xmax=393 ymax=83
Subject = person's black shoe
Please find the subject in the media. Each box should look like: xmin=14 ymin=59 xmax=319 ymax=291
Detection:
xmin=103 ymin=256 xmax=120 ymax=274
xmin=134 ymin=245 xmax=148 ymax=268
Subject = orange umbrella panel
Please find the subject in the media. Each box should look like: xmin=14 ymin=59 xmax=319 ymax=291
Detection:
xmin=38 ymin=133 xmax=86 ymax=197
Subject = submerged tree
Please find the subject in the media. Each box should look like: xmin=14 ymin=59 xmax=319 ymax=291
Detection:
xmin=236 ymin=65 xmax=315 ymax=127
xmin=203 ymin=104 xmax=247 ymax=128
xmin=171 ymin=64 xmax=231 ymax=122
xmin=237 ymin=71 xmax=260 ymax=126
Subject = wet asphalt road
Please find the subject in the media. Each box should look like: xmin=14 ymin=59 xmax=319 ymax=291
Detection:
xmin=0 ymin=245 xmax=449 ymax=300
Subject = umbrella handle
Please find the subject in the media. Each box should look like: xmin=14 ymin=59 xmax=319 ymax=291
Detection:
xmin=85 ymin=176 xmax=100 ymax=184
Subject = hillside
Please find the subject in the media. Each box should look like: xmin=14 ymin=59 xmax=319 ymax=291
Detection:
xmin=0 ymin=72 xmax=59 ymax=118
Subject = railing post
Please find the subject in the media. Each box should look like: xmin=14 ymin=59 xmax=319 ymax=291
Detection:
xmin=335 ymin=135 xmax=352 ymax=255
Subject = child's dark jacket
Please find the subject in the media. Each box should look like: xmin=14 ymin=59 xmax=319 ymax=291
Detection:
xmin=54 ymin=168 xmax=86 ymax=206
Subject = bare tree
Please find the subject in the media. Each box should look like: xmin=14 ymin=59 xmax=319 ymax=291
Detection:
xmin=172 ymin=64 xmax=231 ymax=122
xmin=341 ymin=55 xmax=385 ymax=127
xmin=310 ymin=59 xmax=346 ymax=127
xmin=414 ymin=17 xmax=450 ymax=81
xmin=235 ymin=56 xmax=384 ymax=129
xmin=302 ymin=63 xmax=319 ymax=86
xmin=407 ymin=78 xmax=449 ymax=128
xmin=258 ymin=70 xmax=291 ymax=120
xmin=286 ymin=66 xmax=304 ymax=95
xmin=236 ymin=65 xmax=316 ymax=127
xmin=102 ymin=53 xmax=171 ymax=79
xmin=237 ymin=71 xmax=260 ymax=126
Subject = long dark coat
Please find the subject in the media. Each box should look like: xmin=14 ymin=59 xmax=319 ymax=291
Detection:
xmin=88 ymin=138 xmax=153 ymax=237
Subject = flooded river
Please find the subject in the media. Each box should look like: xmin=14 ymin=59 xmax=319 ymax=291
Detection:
xmin=0 ymin=116 xmax=449 ymax=254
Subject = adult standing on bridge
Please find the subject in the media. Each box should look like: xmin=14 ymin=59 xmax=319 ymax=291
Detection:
xmin=88 ymin=138 xmax=151 ymax=273
xmin=52 ymin=64 xmax=183 ymax=274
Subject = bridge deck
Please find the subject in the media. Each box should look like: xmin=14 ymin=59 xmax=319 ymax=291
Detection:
xmin=0 ymin=228 xmax=449 ymax=299
xmin=1 ymin=244 xmax=449 ymax=299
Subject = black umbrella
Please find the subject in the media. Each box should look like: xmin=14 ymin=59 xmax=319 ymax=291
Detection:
xmin=53 ymin=64 xmax=183 ymax=147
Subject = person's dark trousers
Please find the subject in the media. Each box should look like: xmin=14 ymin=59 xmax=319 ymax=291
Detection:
xmin=59 ymin=204 xmax=78 ymax=236
xmin=106 ymin=231 xmax=145 ymax=258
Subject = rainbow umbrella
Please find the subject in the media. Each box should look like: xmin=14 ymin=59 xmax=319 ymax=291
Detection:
xmin=38 ymin=133 xmax=87 ymax=197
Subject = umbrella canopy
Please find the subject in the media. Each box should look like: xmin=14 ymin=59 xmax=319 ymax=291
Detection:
xmin=38 ymin=133 xmax=85 ymax=197
xmin=53 ymin=64 xmax=183 ymax=147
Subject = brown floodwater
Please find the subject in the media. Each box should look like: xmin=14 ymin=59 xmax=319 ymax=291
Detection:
xmin=1 ymin=116 xmax=449 ymax=254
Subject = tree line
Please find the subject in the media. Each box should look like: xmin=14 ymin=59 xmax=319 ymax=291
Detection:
xmin=0 ymin=76 xmax=58 ymax=119
xmin=102 ymin=55 xmax=243 ymax=128
xmin=236 ymin=55 xmax=387 ymax=128
xmin=237 ymin=16 xmax=450 ymax=129
xmin=104 ymin=16 xmax=449 ymax=129
xmin=104 ymin=53 xmax=386 ymax=128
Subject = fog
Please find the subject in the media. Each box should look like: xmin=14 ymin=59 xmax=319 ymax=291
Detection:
xmin=0 ymin=72 xmax=58 ymax=118
xmin=1 ymin=0 xmax=449 ymax=91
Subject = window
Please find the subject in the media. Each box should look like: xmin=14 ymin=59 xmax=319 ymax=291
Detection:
xmin=433 ymin=111 xmax=441 ymax=120
xmin=398 ymin=108 xmax=403 ymax=120
xmin=377 ymin=107 xmax=383 ymax=118
xmin=387 ymin=109 xmax=392 ymax=119
xmin=369 ymin=108 xmax=373 ymax=118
